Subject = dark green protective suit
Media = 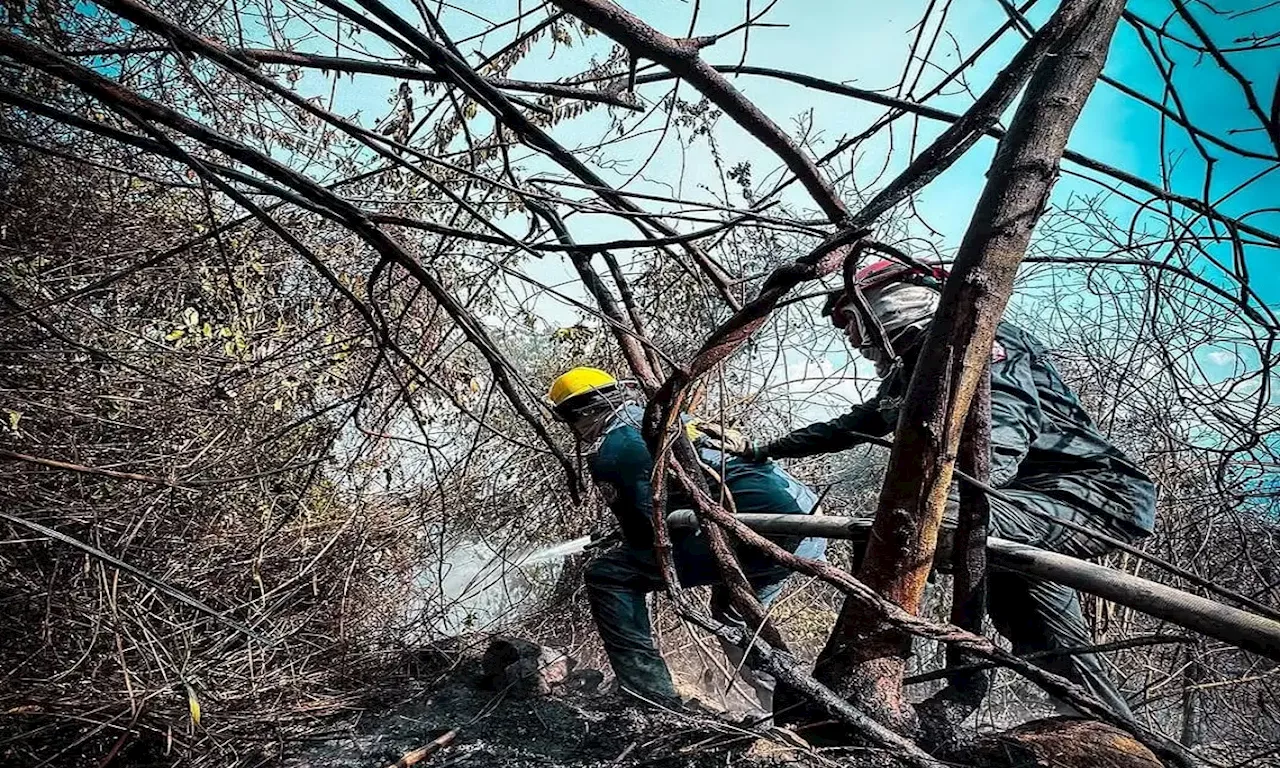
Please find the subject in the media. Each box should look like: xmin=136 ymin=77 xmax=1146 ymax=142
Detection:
xmin=760 ymin=322 xmax=1157 ymax=718
xmin=585 ymin=403 xmax=827 ymax=708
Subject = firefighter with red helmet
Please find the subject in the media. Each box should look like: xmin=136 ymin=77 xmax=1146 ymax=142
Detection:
xmin=713 ymin=258 xmax=1157 ymax=719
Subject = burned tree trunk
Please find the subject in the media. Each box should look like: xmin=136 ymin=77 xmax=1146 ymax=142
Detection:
xmin=811 ymin=0 xmax=1128 ymax=733
xmin=973 ymin=719 xmax=1163 ymax=768
xmin=917 ymin=367 xmax=993 ymax=753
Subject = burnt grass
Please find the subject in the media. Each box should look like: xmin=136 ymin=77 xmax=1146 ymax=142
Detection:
xmin=280 ymin=643 xmax=892 ymax=768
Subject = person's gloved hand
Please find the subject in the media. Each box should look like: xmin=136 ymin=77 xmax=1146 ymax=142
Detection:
xmin=693 ymin=420 xmax=768 ymax=463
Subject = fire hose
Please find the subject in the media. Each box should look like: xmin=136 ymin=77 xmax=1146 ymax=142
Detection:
xmin=665 ymin=510 xmax=1280 ymax=662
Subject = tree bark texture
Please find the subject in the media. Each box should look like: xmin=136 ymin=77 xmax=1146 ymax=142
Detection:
xmin=1180 ymin=647 xmax=1205 ymax=748
xmin=918 ymin=367 xmax=993 ymax=752
xmin=811 ymin=0 xmax=1128 ymax=732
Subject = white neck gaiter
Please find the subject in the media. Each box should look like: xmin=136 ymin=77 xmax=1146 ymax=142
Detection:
xmin=867 ymin=282 xmax=940 ymax=337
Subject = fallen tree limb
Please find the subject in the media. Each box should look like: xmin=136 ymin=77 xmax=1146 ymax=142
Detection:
xmin=662 ymin=506 xmax=1197 ymax=768
xmin=385 ymin=728 xmax=458 ymax=768
xmin=679 ymin=610 xmax=948 ymax=768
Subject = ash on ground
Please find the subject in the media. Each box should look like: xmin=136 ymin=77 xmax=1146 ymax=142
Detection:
xmin=281 ymin=636 xmax=890 ymax=768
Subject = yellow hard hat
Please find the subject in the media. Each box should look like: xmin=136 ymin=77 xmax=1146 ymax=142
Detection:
xmin=547 ymin=366 xmax=618 ymax=408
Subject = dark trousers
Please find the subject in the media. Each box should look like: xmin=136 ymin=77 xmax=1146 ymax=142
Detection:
xmin=584 ymin=533 xmax=826 ymax=707
xmin=987 ymin=489 xmax=1146 ymax=719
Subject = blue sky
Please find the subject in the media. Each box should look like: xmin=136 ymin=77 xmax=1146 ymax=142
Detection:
xmin=297 ymin=0 xmax=1278 ymax=302
xmin=299 ymin=8 xmax=1272 ymax=186
xmin=264 ymin=1 xmax=1278 ymax=437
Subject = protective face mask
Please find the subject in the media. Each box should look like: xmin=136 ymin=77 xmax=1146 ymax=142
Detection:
xmin=569 ymin=389 xmax=638 ymax=444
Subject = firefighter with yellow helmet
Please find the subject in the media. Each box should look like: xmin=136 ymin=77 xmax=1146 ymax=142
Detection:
xmin=547 ymin=366 xmax=826 ymax=711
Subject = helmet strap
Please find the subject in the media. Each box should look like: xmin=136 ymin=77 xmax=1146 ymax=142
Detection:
xmin=862 ymin=323 xmax=928 ymax=378
xmin=845 ymin=283 xmax=897 ymax=366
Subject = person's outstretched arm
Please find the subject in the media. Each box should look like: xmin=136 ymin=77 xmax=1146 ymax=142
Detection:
xmin=756 ymin=399 xmax=895 ymax=460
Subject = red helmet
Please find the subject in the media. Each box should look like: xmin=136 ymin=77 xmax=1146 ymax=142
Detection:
xmin=853 ymin=259 xmax=948 ymax=292
xmin=822 ymin=259 xmax=947 ymax=319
